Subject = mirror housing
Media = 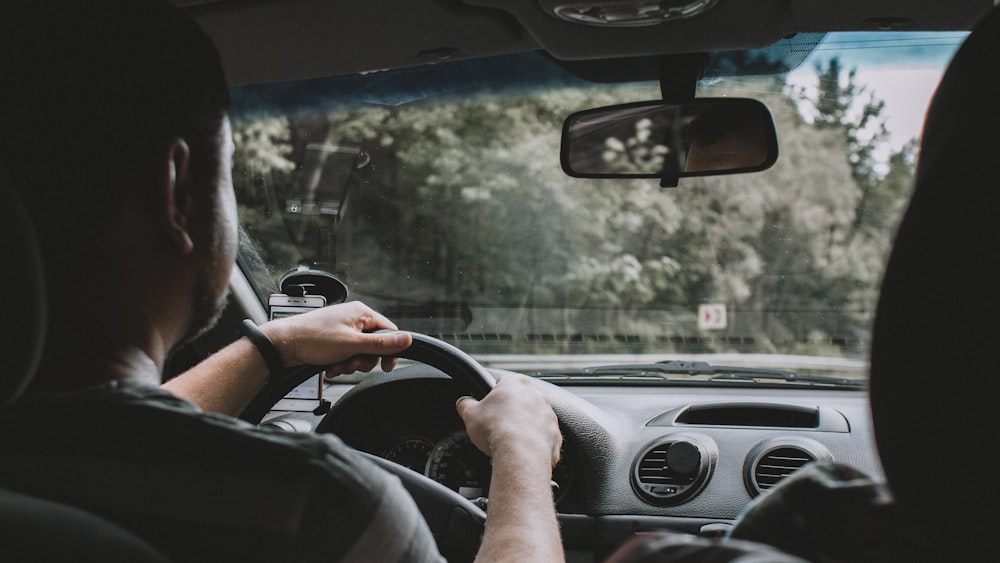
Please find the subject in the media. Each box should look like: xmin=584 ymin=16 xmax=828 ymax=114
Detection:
xmin=561 ymin=98 xmax=778 ymax=185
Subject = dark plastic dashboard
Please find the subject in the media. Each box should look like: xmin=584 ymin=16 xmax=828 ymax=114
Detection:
xmin=262 ymin=364 xmax=882 ymax=560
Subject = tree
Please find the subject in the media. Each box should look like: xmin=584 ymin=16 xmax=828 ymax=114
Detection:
xmin=230 ymin=64 xmax=917 ymax=358
xmin=805 ymin=57 xmax=917 ymax=298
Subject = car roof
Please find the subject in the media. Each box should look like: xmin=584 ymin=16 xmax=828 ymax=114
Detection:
xmin=175 ymin=0 xmax=994 ymax=86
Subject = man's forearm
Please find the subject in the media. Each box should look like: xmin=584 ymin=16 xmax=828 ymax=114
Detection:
xmin=163 ymin=304 xmax=409 ymax=416
xmin=162 ymin=336 xmax=269 ymax=416
xmin=476 ymin=444 xmax=564 ymax=563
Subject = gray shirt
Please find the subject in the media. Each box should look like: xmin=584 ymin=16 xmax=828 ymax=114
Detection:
xmin=0 ymin=380 xmax=444 ymax=562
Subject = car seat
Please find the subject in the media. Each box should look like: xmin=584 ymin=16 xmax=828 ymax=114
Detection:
xmin=0 ymin=161 xmax=171 ymax=561
xmin=868 ymin=4 xmax=1000 ymax=561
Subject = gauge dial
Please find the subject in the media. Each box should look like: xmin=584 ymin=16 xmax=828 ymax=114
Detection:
xmin=425 ymin=430 xmax=492 ymax=499
xmin=383 ymin=437 xmax=434 ymax=473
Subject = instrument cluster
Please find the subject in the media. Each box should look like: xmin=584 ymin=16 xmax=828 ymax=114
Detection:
xmin=384 ymin=430 xmax=493 ymax=500
xmin=320 ymin=373 xmax=576 ymax=507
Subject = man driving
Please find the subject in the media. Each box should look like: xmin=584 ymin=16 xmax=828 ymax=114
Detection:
xmin=0 ymin=3 xmax=562 ymax=561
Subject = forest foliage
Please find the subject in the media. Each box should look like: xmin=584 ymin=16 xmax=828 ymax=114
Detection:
xmin=232 ymin=57 xmax=917 ymax=360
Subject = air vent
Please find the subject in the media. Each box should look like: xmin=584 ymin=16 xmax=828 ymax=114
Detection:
xmin=632 ymin=436 xmax=716 ymax=505
xmin=753 ymin=447 xmax=814 ymax=490
xmin=744 ymin=437 xmax=832 ymax=497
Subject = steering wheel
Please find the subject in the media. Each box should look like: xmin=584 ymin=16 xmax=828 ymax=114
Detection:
xmin=240 ymin=331 xmax=496 ymax=562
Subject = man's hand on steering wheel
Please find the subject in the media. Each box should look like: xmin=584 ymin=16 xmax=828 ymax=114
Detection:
xmin=456 ymin=374 xmax=562 ymax=470
xmin=260 ymin=301 xmax=413 ymax=376
xmin=456 ymin=374 xmax=566 ymax=562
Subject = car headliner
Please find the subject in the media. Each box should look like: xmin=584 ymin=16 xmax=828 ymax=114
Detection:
xmin=174 ymin=0 xmax=994 ymax=87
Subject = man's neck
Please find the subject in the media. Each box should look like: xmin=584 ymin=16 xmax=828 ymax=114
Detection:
xmin=31 ymin=338 xmax=165 ymax=392
xmin=102 ymin=347 xmax=164 ymax=387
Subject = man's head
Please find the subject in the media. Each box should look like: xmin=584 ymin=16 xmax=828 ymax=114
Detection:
xmin=1 ymin=2 xmax=235 ymax=380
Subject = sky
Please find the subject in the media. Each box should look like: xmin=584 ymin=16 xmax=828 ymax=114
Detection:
xmin=785 ymin=32 xmax=967 ymax=152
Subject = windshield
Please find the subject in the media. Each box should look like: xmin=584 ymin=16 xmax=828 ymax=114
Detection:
xmin=231 ymin=32 xmax=965 ymax=383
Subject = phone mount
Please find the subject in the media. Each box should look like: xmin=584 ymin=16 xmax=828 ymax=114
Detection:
xmin=278 ymin=267 xmax=349 ymax=304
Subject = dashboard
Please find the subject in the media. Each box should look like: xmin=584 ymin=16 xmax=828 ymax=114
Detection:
xmin=262 ymin=364 xmax=883 ymax=559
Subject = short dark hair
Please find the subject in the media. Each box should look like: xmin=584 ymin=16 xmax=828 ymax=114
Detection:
xmin=0 ymin=2 xmax=232 ymax=350
xmin=0 ymin=1 xmax=231 ymax=227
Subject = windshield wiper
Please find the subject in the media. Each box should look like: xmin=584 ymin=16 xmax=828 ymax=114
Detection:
xmin=533 ymin=360 xmax=864 ymax=388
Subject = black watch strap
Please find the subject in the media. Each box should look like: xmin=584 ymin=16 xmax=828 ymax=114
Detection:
xmin=239 ymin=319 xmax=284 ymax=383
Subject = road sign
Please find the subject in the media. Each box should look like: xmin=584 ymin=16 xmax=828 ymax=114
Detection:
xmin=698 ymin=303 xmax=727 ymax=330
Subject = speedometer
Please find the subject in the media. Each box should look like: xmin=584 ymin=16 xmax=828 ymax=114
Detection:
xmin=383 ymin=437 xmax=435 ymax=473
xmin=425 ymin=430 xmax=492 ymax=499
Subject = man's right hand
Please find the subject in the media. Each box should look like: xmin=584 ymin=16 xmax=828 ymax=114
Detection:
xmin=455 ymin=373 xmax=562 ymax=472
xmin=455 ymin=373 xmax=566 ymax=562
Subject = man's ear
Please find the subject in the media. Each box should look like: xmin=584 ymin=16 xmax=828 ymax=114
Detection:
xmin=159 ymin=138 xmax=194 ymax=254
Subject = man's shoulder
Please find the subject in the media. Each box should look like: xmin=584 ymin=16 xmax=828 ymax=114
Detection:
xmin=4 ymin=379 xmax=389 ymax=490
xmin=0 ymin=380 xmax=441 ymax=561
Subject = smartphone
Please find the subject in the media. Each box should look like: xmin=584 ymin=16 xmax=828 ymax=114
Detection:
xmin=268 ymin=293 xmax=327 ymax=320
xmin=268 ymin=293 xmax=327 ymax=409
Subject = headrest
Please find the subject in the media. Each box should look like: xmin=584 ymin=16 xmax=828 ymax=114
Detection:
xmin=869 ymin=4 xmax=1000 ymax=556
xmin=0 ymin=161 xmax=46 ymax=407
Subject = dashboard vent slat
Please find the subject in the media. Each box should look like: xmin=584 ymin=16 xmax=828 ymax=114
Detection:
xmin=637 ymin=446 xmax=692 ymax=485
xmin=752 ymin=446 xmax=816 ymax=491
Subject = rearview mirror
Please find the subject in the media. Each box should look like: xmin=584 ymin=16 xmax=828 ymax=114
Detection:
xmin=561 ymin=98 xmax=778 ymax=183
